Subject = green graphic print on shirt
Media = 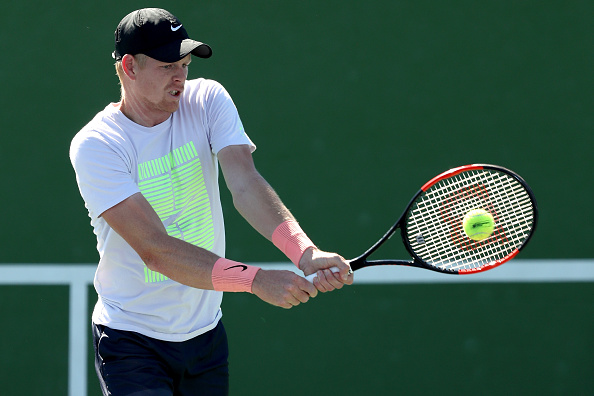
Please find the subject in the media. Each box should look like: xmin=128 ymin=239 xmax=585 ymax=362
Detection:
xmin=137 ymin=141 xmax=214 ymax=283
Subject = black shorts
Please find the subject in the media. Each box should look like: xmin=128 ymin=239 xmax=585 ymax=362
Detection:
xmin=93 ymin=321 xmax=229 ymax=396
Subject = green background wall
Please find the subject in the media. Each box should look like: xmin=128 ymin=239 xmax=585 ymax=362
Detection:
xmin=1 ymin=1 xmax=592 ymax=395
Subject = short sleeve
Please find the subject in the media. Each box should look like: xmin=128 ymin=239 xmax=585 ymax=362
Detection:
xmin=70 ymin=131 xmax=140 ymax=219
xmin=203 ymin=82 xmax=256 ymax=154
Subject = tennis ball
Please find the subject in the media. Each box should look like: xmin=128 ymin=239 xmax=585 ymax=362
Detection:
xmin=463 ymin=209 xmax=495 ymax=241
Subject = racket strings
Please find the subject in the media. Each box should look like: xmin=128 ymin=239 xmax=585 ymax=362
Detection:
xmin=406 ymin=170 xmax=535 ymax=271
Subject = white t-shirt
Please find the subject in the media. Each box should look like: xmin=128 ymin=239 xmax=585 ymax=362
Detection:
xmin=70 ymin=78 xmax=255 ymax=342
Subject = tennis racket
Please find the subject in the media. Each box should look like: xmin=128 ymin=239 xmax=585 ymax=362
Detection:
xmin=306 ymin=164 xmax=537 ymax=281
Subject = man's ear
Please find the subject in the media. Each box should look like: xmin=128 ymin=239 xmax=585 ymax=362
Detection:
xmin=121 ymin=54 xmax=137 ymax=80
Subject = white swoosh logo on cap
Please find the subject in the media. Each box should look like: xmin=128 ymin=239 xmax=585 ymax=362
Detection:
xmin=171 ymin=24 xmax=183 ymax=32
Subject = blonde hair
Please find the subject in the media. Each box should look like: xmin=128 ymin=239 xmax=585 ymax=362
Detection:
xmin=115 ymin=54 xmax=148 ymax=97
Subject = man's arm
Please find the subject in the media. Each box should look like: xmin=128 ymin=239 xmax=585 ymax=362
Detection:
xmin=101 ymin=192 xmax=319 ymax=308
xmin=217 ymin=144 xmax=353 ymax=291
xmin=101 ymin=193 xmax=219 ymax=289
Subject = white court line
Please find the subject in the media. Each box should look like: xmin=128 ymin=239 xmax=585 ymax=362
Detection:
xmin=0 ymin=265 xmax=95 ymax=396
xmin=0 ymin=260 xmax=592 ymax=396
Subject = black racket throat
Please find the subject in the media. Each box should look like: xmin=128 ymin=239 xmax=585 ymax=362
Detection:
xmin=347 ymin=192 xmax=423 ymax=272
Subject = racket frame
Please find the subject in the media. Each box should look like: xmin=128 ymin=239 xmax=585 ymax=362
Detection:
xmin=348 ymin=164 xmax=538 ymax=275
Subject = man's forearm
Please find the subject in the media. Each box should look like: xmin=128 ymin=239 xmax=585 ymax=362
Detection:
xmin=229 ymin=170 xmax=295 ymax=240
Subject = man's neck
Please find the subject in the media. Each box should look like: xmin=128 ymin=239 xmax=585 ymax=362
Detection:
xmin=119 ymin=97 xmax=171 ymax=127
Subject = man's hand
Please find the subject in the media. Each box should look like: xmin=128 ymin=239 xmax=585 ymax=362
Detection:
xmin=299 ymin=247 xmax=354 ymax=292
xmin=251 ymin=269 xmax=318 ymax=309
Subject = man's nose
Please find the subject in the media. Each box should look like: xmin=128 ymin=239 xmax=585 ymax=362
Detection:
xmin=173 ymin=66 xmax=187 ymax=82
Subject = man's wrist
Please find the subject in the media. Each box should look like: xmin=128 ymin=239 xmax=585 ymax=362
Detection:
xmin=211 ymin=258 xmax=260 ymax=293
xmin=271 ymin=220 xmax=316 ymax=268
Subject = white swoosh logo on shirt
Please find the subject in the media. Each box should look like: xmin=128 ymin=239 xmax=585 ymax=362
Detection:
xmin=171 ymin=24 xmax=183 ymax=32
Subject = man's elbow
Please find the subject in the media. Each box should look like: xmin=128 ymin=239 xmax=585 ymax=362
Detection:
xmin=141 ymin=250 xmax=163 ymax=273
xmin=134 ymin=237 xmax=170 ymax=274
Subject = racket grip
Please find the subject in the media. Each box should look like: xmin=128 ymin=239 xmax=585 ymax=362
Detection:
xmin=304 ymin=266 xmax=340 ymax=283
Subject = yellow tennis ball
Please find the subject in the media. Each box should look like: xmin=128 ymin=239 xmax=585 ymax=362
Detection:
xmin=463 ymin=209 xmax=495 ymax=241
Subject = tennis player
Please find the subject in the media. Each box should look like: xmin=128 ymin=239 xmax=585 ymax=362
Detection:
xmin=70 ymin=8 xmax=353 ymax=396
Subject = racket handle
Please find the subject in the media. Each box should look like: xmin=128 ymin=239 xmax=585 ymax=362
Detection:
xmin=304 ymin=266 xmax=340 ymax=283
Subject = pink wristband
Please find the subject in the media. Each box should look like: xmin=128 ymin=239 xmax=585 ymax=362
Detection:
xmin=271 ymin=220 xmax=316 ymax=268
xmin=211 ymin=258 xmax=260 ymax=293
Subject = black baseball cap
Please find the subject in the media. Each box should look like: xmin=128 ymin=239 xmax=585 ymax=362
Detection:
xmin=113 ymin=8 xmax=212 ymax=62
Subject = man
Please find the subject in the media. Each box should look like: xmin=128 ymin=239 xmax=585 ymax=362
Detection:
xmin=70 ymin=8 xmax=353 ymax=396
